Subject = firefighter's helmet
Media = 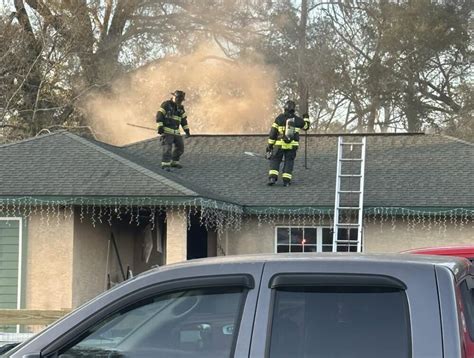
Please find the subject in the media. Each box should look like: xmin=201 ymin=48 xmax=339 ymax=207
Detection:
xmin=171 ymin=90 xmax=186 ymax=101
xmin=284 ymin=100 xmax=296 ymax=114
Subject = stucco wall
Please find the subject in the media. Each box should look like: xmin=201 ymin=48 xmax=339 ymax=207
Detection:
xmin=222 ymin=218 xmax=281 ymax=255
xmin=365 ymin=219 xmax=474 ymax=253
xmin=25 ymin=211 xmax=74 ymax=310
xmin=72 ymin=215 xmax=135 ymax=307
xmin=221 ymin=216 xmax=473 ymax=255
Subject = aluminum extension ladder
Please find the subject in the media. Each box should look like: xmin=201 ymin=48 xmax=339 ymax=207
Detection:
xmin=332 ymin=136 xmax=367 ymax=252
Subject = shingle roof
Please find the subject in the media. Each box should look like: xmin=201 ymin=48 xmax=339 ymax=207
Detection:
xmin=0 ymin=131 xmax=196 ymax=197
xmin=1 ymin=131 xmax=472 ymax=209
xmin=123 ymin=133 xmax=474 ymax=208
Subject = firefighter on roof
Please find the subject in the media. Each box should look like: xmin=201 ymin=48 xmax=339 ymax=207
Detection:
xmin=156 ymin=90 xmax=191 ymax=170
xmin=266 ymin=100 xmax=310 ymax=186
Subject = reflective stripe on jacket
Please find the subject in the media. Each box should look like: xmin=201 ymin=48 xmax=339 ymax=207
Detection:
xmin=268 ymin=113 xmax=307 ymax=149
xmin=156 ymin=100 xmax=189 ymax=135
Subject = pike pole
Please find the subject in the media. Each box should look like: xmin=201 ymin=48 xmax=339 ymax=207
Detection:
xmin=126 ymin=123 xmax=156 ymax=131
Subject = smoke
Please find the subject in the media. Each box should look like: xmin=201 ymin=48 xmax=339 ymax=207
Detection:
xmin=82 ymin=43 xmax=278 ymax=145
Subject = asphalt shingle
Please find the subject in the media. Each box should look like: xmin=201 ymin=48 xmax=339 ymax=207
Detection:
xmin=0 ymin=131 xmax=196 ymax=197
xmin=1 ymin=131 xmax=472 ymax=209
xmin=123 ymin=133 xmax=474 ymax=208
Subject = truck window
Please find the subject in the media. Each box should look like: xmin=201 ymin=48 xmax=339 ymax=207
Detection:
xmin=460 ymin=280 xmax=474 ymax=340
xmin=56 ymin=286 xmax=246 ymax=358
xmin=268 ymin=286 xmax=411 ymax=358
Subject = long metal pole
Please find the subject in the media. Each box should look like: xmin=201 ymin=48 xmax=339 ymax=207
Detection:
xmin=304 ymin=130 xmax=308 ymax=169
xmin=126 ymin=123 xmax=155 ymax=131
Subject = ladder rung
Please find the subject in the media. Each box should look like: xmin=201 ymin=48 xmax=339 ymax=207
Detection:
xmin=338 ymin=190 xmax=361 ymax=194
xmin=337 ymin=207 xmax=360 ymax=210
xmin=340 ymin=142 xmax=364 ymax=145
xmin=335 ymin=240 xmax=360 ymax=244
xmin=339 ymin=174 xmax=362 ymax=177
xmin=340 ymin=158 xmax=363 ymax=161
xmin=336 ymin=223 xmax=359 ymax=227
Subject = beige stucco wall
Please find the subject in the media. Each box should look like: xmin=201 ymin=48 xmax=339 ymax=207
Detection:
xmin=365 ymin=219 xmax=474 ymax=253
xmin=72 ymin=215 xmax=135 ymax=307
xmin=221 ymin=216 xmax=473 ymax=255
xmin=166 ymin=210 xmax=187 ymax=264
xmin=222 ymin=218 xmax=285 ymax=255
xmin=25 ymin=210 xmax=74 ymax=310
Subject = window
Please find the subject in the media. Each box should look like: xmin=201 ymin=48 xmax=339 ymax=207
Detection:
xmin=459 ymin=278 xmax=474 ymax=341
xmin=275 ymin=227 xmax=360 ymax=253
xmin=58 ymin=286 xmax=246 ymax=358
xmin=269 ymin=285 xmax=411 ymax=358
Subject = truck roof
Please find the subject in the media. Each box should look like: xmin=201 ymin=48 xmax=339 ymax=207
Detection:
xmin=146 ymin=253 xmax=471 ymax=281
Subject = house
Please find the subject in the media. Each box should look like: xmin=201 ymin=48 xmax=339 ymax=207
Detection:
xmin=0 ymin=131 xmax=473 ymax=314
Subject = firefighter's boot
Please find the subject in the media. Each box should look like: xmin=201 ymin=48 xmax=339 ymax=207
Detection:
xmin=161 ymin=162 xmax=171 ymax=172
xmin=171 ymin=161 xmax=183 ymax=169
xmin=267 ymin=177 xmax=277 ymax=186
xmin=283 ymin=180 xmax=291 ymax=187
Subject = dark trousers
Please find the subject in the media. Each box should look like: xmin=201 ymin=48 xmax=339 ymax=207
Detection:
xmin=161 ymin=134 xmax=184 ymax=166
xmin=269 ymin=147 xmax=297 ymax=182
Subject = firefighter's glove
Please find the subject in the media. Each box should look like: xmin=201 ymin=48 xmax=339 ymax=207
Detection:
xmin=184 ymin=129 xmax=191 ymax=138
xmin=302 ymin=113 xmax=311 ymax=131
xmin=158 ymin=127 xmax=164 ymax=135
xmin=265 ymin=145 xmax=273 ymax=160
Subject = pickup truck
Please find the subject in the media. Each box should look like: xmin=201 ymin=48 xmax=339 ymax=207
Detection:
xmin=5 ymin=254 xmax=474 ymax=357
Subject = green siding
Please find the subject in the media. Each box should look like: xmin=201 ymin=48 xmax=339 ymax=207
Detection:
xmin=0 ymin=219 xmax=20 ymax=309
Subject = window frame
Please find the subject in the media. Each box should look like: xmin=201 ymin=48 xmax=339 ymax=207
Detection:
xmin=42 ymin=274 xmax=254 ymax=357
xmin=274 ymin=226 xmax=332 ymax=253
xmin=274 ymin=225 xmax=363 ymax=253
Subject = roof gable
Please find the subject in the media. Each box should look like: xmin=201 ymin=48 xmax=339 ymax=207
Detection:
xmin=0 ymin=132 xmax=196 ymax=197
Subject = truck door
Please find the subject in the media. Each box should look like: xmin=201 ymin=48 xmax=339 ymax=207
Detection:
xmin=250 ymin=259 xmax=444 ymax=358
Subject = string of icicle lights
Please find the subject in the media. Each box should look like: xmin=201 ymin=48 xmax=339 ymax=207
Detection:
xmin=0 ymin=197 xmax=472 ymax=235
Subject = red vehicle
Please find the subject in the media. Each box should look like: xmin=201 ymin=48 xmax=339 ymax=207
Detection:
xmin=403 ymin=245 xmax=474 ymax=262
xmin=404 ymin=245 xmax=474 ymax=357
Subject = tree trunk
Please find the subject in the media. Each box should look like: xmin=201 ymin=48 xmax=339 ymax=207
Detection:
xmin=297 ymin=0 xmax=309 ymax=115
xmin=14 ymin=0 xmax=42 ymax=133
xmin=405 ymin=81 xmax=421 ymax=132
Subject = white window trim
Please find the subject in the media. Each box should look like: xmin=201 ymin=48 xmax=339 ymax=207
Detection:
xmin=274 ymin=225 xmax=333 ymax=253
xmin=274 ymin=225 xmax=364 ymax=253
xmin=0 ymin=217 xmax=22 ymax=310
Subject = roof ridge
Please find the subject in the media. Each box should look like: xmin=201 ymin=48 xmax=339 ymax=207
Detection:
xmin=122 ymin=132 xmax=427 ymax=147
xmin=63 ymin=132 xmax=198 ymax=196
xmin=0 ymin=130 xmax=66 ymax=148
xmin=439 ymin=134 xmax=474 ymax=147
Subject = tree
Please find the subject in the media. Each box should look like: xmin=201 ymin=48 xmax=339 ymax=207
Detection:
xmin=0 ymin=0 xmax=267 ymax=142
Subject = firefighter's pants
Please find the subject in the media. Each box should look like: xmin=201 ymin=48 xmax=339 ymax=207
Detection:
xmin=268 ymin=147 xmax=297 ymax=182
xmin=161 ymin=134 xmax=184 ymax=167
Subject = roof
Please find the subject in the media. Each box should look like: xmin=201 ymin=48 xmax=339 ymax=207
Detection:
xmin=0 ymin=131 xmax=196 ymax=197
xmin=1 ymin=131 xmax=473 ymax=210
xmin=122 ymin=133 xmax=474 ymax=208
